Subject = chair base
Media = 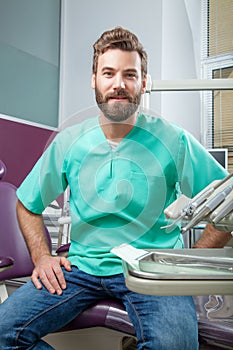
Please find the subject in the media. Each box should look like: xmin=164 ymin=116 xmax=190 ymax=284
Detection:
xmin=0 ymin=283 xmax=8 ymax=304
xmin=44 ymin=327 xmax=136 ymax=350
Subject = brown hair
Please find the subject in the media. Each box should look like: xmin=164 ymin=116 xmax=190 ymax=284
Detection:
xmin=92 ymin=27 xmax=147 ymax=78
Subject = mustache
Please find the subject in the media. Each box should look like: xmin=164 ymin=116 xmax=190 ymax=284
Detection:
xmin=105 ymin=90 xmax=133 ymax=102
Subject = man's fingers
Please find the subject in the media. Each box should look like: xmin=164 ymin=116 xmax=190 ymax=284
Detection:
xmin=60 ymin=256 xmax=72 ymax=271
xmin=32 ymin=267 xmax=58 ymax=294
xmin=38 ymin=269 xmax=57 ymax=294
xmin=52 ymin=257 xmax=72 ymax=290
xmin=52 ymin=263 xmax=67 ymax=291
xmin=31 ymin=269 xmax=43 ymax=290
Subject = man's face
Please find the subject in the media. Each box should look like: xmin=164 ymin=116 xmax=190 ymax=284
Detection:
xmin=92 ymin=49 xmax=146 ymax=122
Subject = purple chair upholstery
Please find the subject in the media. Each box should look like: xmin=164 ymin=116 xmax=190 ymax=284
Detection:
xmin=199 ymin=319 xmax=233 ymax=348
xmin=57 ymin=298 xmax=135 ymax=335
xmin=0 ymin=181 xmax=51 ymax=280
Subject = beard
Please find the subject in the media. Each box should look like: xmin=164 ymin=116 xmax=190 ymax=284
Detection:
xmin=95 ymin=87 xmax=142 ymax=122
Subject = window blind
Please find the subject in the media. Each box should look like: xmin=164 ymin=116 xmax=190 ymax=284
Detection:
xmin=213 ymin=68 xmax=233 ymax=172
xmin=207 ymin=0 xmax=233 ymax=173
xmin=208 ymin=0 xmax=233 ymax=57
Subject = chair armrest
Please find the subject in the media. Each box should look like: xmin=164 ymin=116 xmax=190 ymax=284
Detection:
xmin=0 ymin=160 xmax=7 ymax=180
xmin=56 ymin=243 xmax=71 ymax=257
xmin=0 ymin=256 xmax=14 ymax=273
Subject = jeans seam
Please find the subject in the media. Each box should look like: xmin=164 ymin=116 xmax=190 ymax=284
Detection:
xmin=100 ymin=278 xmax=116 ymax=297
xmin=15 ymin=286 xmax=88 ymax=347
xmin=125 ymin=294 xmax=146 ymax=346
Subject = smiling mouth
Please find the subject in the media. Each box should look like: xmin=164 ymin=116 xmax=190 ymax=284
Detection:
xmin=108 ymin=96 xmax=128 ymax=102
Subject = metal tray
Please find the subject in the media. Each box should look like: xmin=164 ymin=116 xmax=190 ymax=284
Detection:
xmin=134 ymin=249 xmax=233 ymax=280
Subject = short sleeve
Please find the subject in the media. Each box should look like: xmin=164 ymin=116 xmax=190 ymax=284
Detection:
xmin=16 ymin=131 xmax=69 ymax=214
xmin=177 ymin=130 xmax=228 ymax=198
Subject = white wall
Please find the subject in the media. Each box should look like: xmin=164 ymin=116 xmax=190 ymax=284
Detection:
xmin=60 ymin=0 xmax=163 ymax=123
xmin=160 ymin=0 xmax=201 ymax=139
xmin=60 ymin=0 xmax=202 ymax=139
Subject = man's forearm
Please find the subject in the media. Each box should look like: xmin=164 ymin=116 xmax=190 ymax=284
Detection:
xmin=16 ymin=200 xmax=51 ymax=265
xmin=193 ymin=223 xmax=232 ymax=248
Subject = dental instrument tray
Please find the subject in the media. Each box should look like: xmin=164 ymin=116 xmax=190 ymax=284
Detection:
xmin=131 ymin=249 xmax=233 ymax=280
xmin=123 ymin=248 xmax=233 ymax=295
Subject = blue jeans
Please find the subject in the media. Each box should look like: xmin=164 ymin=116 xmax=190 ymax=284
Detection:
xmin=0 ymin=267 xmax=198 ymax=349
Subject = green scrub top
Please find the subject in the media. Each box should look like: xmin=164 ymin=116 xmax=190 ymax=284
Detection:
xmin=17 ymin=114 xmax=227 ymax=276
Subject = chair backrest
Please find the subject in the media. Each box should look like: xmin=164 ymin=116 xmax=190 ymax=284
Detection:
xmin=0 ymin=179 xmax=52 ymax=281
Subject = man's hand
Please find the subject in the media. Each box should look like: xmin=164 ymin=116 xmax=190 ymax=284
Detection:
xmin=193 ymin=223 xmax=232 ymax=248
xmin=16 ymin=200 xmax=72 ymax=295
xmin=31 ymin=254 xmax=72 ymax=295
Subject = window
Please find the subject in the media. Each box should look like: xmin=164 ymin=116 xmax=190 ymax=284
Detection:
xmin=201 ymin=0 xmax=233 ymax=173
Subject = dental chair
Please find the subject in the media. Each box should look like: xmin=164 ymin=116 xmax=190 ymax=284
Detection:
xmin=0 ymin=159 xmax=53 ymax=301
xmin=0 ymin=159 xmax=136 ymax=350
xmin=0 ymin=159 xmax=232 ymax=350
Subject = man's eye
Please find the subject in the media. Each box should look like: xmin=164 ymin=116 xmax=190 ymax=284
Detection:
xmin=126 ymin=73 xmax=137 ymax=79
xmin=103 ymin=71 xmax=113 ymax=77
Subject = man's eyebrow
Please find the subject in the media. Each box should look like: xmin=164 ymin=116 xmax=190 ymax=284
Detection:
xmin=101 ymin=66 xmax=115 ymax=72
xmin=101 ymin=67 xmax=139 ymax=73
xmin=124 ymin=68 xmax=138 ymax=72
xmin=124 ymin=68 xmax=139 ymax=75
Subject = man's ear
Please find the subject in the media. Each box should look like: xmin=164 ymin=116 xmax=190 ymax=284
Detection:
xmin=141 ymin=76 xmax=147 ymax=94
xmin=91 ymin=74 xmax=96 ymax=89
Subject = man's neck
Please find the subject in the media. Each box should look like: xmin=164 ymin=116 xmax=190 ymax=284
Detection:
xmin=99 ymin=113 xmax=137 ymax=142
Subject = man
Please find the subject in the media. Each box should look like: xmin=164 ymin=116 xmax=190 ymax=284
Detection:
xmin=0 ymin=27 xmax=231 ymax=350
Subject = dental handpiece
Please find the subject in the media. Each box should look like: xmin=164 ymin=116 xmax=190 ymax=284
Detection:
xmin=211 ymin=190 xmax=233 ymax=225
xmin=162 ymin=173 xmax=233 ymax=230
xmin=161 ymin=189 xmax=211 ymax=230
xmin=184 ymin=187 xmax=215 ymax=216
xmin=183 ymin=173 xmax=233 ymax=217
xmin=181 ymin=183 xmax=233 ymax=233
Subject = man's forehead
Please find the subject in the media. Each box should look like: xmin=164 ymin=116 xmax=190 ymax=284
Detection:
xmin=97 ymin=49 xmax=142 ymax=70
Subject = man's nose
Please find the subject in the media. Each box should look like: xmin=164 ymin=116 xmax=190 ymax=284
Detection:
xmin=113 ymin=75 xmax=126 ymax=90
